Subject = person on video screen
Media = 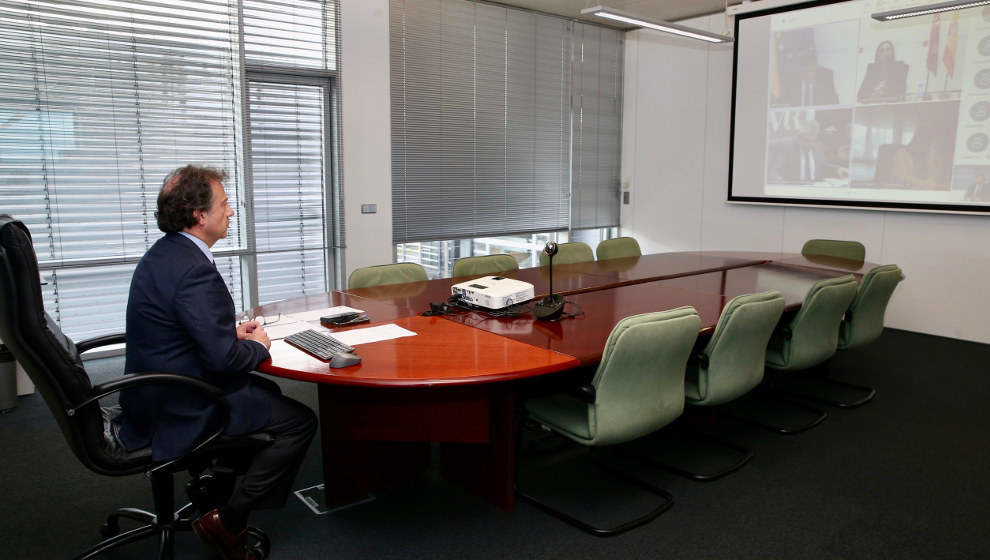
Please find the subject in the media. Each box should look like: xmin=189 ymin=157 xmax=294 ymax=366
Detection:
xmin=772 ymin=119 xmax=846 ymax=182
xmin=890 ymin=123 xmax=952 ymax=190
xmin=778 ymin=49 xmax=839 ymax=107
xmin=858 ymin=41 xmax=909 ymax=103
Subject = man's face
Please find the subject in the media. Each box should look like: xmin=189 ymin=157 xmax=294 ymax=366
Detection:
xmin=198 ymin=179 xmax=234 ymax=246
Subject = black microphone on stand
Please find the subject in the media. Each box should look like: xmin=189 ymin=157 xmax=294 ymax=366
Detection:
xmin=533 ymin=241 xmax=565 ymax=321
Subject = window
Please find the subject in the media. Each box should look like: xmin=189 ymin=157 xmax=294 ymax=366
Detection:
xmin=0 ymin=0 xmax=341 ymax=339
xmin=396 ymin=227 xmax=618 ymax=279
xmin=389 ymin=0 xmax=622 ymax=259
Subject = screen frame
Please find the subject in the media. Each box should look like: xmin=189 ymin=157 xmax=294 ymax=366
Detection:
xmin=727 ymin=0 xmax=990 ymax=215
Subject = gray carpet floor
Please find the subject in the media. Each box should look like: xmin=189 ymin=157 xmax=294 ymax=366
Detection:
xmin=1 ymin=328 xmax=989 ymax=559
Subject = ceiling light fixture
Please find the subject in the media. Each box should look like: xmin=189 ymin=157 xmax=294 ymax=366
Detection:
xmin=871 ymin=0 xmax=990 ymax=21
xmin=581 ymin=5 xmax=733 ymax=44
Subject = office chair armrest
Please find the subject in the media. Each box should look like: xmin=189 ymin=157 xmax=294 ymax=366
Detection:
xmin=74 ymin=372 xmax=226 ymax=416
xmin=72 ymin=373 xmax=237 ymax=474
xmin=75 ymin=333 xmax=126 ymax=354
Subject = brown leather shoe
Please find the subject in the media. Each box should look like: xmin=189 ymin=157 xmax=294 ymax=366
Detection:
xmin=192 ymin=509 xmax=260 ymax=560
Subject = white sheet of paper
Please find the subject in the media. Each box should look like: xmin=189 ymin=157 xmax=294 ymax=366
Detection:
xmin=264 ymin=320 xmax=325 ymax=341
xmin=330 ymin=324 xmax=417 ymax=346
xmin=286 ymin=306 xmax=364 ymax=323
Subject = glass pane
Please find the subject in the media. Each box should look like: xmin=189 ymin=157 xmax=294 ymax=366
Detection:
xmin=249 ymin=81 xmax=328 ymax=303
xmin=396 ymin=228 xmax=613 ymax=279
xmin=244 ymin=0 xmax=336 ymax=71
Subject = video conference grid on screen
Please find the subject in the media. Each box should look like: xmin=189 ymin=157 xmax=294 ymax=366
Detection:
xmin=731 ymin=0 xmax=990 ymax=209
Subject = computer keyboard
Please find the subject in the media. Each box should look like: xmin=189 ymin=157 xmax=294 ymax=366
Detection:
xmin=284 ymin=329 xmax=355 ymax=361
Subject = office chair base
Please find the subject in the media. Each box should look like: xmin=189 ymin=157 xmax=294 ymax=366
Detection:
xmin=518 ymin=459 xmax=674 ymax=538
xmin=623 ymin=427 xmax=753 ymax=481
xmin=724 ymin=394 xmax=828 ymax=435
xmin=81 ymin=504 xmax=270 ymax=560
xmin=775 ymin=375 xmax=876 ymax=409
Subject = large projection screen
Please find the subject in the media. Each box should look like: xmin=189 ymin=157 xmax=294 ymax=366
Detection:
xmin=729 ymin=0 xmax=990 ymax=213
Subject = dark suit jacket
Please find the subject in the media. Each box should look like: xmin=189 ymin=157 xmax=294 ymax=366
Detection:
xmin=776 ymin=66 xmax=839 ymax=106
xmin=857 ymin=61 xmax=908 ymax=102
xmin=119 ymin=233 xmax=272 ymax=461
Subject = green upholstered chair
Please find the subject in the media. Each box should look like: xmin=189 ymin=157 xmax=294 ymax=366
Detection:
xmin=687 ymin=291 xmax=786 ymax=408
xmin=596 ymin=236 xmax=642 ymax=260
xmin=783 ymin=264 xmax=904 ymax=408
xmin=538 ymin=242 xmax=594 ymax=267
xmin=757 ymin=275 xmax=857 ymax=429
xmin=648 ymin=291 xmax=785 ymax=480
xmin=519 ymin=306 xmax=700 ymax=537
xmin=347 ymin=262 xmax=428 ymax=289
xmin=766 ymin=274 xmax=859 ymax=372
xmin=839 ymin=264 xmax=903 ymax=350
xmin=451 ymin=253 xmax=518 ymax=278
xmin=801 ymin=239 xmax=866 ymax=264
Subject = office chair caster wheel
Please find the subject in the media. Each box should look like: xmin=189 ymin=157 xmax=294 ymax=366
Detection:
xmin=245 ymin=526 xmax=270 ymax=559
xmin=100 ymin=520 xmax=120 ymax=538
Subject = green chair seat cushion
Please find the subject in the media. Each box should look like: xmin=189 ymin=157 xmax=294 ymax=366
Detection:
xmin=596 ymin=237 xmax=642 ymax=260
xmin=538 ymin=242 xmax=594 ymax=266
xmin=348 ymin=262 xmax=428 ymax=289
xmin=525 ymin=393 xmax=593 ymax=443
xmin=451 ymin=254 xmax=519 ymax=277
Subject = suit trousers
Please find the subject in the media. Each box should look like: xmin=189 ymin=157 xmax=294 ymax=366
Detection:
xmin=224 ymin=375 xmax=318 ymax=517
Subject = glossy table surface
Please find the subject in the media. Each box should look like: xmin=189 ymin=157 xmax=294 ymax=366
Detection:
xmin=260 ymin=315 xmax=578 ymax=387
xmin=257 ymin=251 xmax=877 ymax=385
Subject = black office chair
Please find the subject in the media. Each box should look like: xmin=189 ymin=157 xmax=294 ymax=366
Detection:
xmin=0 ymin=215 xmax=273 ymax=560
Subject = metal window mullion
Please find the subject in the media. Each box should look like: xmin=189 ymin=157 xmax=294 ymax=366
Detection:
xmin=235 ymin=0 xmax=259 ymax=309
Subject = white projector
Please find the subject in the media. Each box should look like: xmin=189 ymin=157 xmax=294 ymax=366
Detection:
xmin=451 ymin=275 xmax=535 ymax=310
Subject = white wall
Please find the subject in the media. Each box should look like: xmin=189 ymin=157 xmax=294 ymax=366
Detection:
xmin=621 ymin=14 xmax=990 ymax=344
xmin=339 ymin=0 xmax=394 ymax=280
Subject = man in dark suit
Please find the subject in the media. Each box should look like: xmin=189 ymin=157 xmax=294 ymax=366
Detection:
xmin=776 ymin=51 xmax=840 ymax=107
xmin=119 ymin=165 xmax=317 ymax=560
xmin=771 ymin=119 xmax=846 ymax=182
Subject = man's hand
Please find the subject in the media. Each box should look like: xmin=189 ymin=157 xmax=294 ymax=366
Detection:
xmin=237 ymin=320 xmax=260 ymax=340
xmin=238 ymin=321 xmax=271 ymax=350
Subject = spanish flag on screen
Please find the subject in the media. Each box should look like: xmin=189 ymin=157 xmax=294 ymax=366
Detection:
xmin=943 ymin=11 xmax=958 ymax=79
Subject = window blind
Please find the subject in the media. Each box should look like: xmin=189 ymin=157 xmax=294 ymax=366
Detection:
xmin=571 ymin=22 xmax=622 ymax=230
xmin=244 ymin=0 xmax=335 ymax=71
xmin=390 ymin=0 xmax=574 ymax=244
xmin=248 ymin=81 xmax=329 ymax=304
xmin=0 ymin=0 xmax=243 ymax=339
xmin=244 ymin=0 xmax=342 ymax=297
xmin=389 ymin=0 xmax=622 ymax=245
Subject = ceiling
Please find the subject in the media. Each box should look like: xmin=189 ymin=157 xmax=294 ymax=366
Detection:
xmin=492 ymin=0 xmax=747 ymax=28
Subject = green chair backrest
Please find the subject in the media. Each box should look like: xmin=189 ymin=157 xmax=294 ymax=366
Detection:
xmin=451 ymin=254 xmax=519 ymax=278
xmin=538 ymin=242 xmax=594 ymax=267
xmin=348 ymin=262 xmax=428 ymax=289
xmin=689 ymin=290 xmax=785 ymax=406
xmin=589 ymin=306 xmax=700 ymax=446
xmin=839 ymin=264 xmax=903 ymax=349
xmin=596 ymin=237 xmax=642 ymax=261
xmin=767 ymin=274 xmax=859 ymax=371
xmin=801 ymin=239 xmax=866 ymax=264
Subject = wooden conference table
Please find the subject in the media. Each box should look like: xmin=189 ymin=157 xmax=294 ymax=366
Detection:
xmin=256 ymin=251 xmax=873 ymax=511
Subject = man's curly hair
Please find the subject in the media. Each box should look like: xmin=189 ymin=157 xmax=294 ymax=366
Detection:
xmin=155 ymin=165 xmax=229 ymax=233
